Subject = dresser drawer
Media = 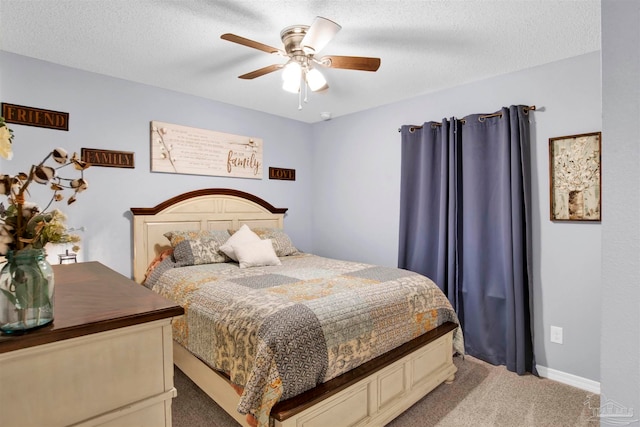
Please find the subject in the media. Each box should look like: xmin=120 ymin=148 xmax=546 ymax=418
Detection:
xmin=0 ymin=319 xmax=175 ymax=427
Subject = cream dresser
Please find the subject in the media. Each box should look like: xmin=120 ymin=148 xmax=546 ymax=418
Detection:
xmin=0 ymin=261 xmax=184 ymax=427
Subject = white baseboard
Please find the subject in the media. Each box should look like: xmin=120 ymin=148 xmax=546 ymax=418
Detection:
xmin=536 ymin=365 xmax=600 ymax=394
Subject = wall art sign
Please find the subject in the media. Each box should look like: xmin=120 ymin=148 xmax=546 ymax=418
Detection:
xmin=269 ymin=167 xmax=296 ymax=181
xmin=81 ymin=148 xmax=135 ymax=168
xmin=1 ymin=103 xmax=69 ymax=131
xmin=549 ymin=131 xmax=601 ymax=221
xmin=150 ymin=121 xmax=262 ymax=179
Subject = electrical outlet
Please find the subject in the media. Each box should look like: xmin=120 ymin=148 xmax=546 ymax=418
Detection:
xmin=550 ymin=326 xmax=563 ymax=344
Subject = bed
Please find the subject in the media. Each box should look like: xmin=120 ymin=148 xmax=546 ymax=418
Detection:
xmin=131 ymin=188 xmax=463 ymax=427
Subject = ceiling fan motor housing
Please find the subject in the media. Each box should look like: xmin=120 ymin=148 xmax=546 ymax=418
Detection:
xmin=280 ymin=25 xmax=311 ymax=58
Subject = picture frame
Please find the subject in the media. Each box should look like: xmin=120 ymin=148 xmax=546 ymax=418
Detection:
xmin=549 ymin=131 xmax=601 ymax=221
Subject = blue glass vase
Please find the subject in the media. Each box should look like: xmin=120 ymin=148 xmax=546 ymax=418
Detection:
xmin=0 ymin=249 xmax=54 ymax=334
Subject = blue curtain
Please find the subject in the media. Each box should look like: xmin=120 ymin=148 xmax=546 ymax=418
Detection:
xmin=398 ymin=105 xmax=535 ymax=375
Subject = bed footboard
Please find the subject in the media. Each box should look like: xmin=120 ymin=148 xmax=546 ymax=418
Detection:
xmin=173 ymin=322 xmax=458 ymax=427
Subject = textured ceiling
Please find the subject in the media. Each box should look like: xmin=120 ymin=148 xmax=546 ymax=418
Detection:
xmin=0 ymin=0 xmax=601 ymax=123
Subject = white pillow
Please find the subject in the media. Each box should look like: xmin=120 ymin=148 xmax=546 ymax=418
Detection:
xmin=233 ymin=239 xmax=282 ymax=269
xmin=219 ymin=224 xmax=261 ymax=261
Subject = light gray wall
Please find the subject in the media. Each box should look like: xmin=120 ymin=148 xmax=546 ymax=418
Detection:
xmin=311 ymin=52 xmax=602 ymax=383
xmin=601 ymin=0 xmax=640 ymax=420
xmin=1 ymin=49 xmax=605 ymax=384
xmin=0 ymin=51 xmax=315 ymax=275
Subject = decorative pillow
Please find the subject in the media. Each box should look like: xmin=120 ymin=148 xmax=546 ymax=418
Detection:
xmin=232 ymin=239 xmax=282 ymax=269
xmin=142 ymin=251 xmax=177 ymax=289
xmin=143 ymin=247 xmax=174 ymax=283
xmin=231 ymin=227 xmax=300 ymax=257
xmin=219 ymin=224 xmax=261 ymax=262
xmin=163 ymin=229 xmax=230 ymax=265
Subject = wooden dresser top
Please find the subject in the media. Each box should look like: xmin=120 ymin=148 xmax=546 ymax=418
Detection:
xmin=0 ymin=261 xmax=184 ymax=353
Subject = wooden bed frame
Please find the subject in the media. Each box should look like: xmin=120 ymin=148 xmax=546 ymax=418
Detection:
xmin=131 ymin=188 xmax=458 ymax=427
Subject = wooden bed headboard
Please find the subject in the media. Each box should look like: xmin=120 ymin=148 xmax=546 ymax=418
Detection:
xmin=130 ymin=188 xmax=288 ymax=283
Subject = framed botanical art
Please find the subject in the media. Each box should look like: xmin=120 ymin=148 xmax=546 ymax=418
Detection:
xmin=549 ymin=131 xmax=601 ymax=221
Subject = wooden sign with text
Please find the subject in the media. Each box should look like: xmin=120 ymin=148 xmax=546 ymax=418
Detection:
xmin=150 ymin=121 xmax=263 ymax=179
xmin=269 ymin=167 xmax=296 ymax=181
xmin=82 ymin=148 xmax=135 ymax=168
xmin=2 ymin=103 xmax=69 ymax=131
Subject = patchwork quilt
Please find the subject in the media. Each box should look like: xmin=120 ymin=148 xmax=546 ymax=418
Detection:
xmin=146 ymin=253 xmax=464 ymax=427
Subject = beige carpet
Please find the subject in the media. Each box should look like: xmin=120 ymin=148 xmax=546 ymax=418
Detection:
xmin=172 ymin=355 xmax=599 ymax=427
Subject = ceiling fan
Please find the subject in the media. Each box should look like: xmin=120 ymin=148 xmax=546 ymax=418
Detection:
xmin=221 ymin=16 xmax=381 ymax=109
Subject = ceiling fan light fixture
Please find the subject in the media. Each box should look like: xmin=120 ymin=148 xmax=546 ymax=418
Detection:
xmin=282 ymin=78 xmax=301 ymax=93
xmin=282 ymin=61 xmax=302 ymax=93
xmin=306 ymin=68 xmax=328 ymax=92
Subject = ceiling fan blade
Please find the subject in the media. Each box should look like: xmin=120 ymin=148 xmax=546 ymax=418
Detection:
xmin=238 ymin=64 xmax=283 ymax=79
xmin=221 ymin=33 xmax=284 ymax=55
xmin=301 ymin=17 xmax=341 ymax=54
xmin=319 ymin=55 xmax=381 ymax=72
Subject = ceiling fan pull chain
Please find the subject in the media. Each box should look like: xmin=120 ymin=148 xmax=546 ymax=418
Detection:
xmin=298 ymin=84 xmax=303 ymax=110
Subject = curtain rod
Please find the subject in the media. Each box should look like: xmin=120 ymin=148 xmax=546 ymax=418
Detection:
xmin=398 ymin=105 xmax=537 ymax=132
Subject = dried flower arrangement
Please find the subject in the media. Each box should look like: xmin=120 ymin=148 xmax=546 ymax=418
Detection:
xmin=0 ymin=117 xmax=90 ymax=255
